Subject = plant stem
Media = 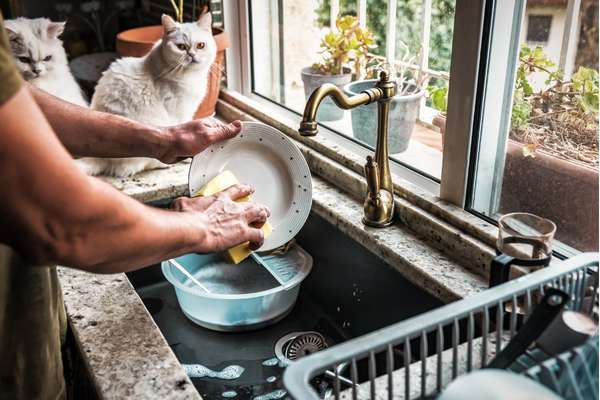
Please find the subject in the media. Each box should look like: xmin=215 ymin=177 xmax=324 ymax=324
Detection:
xmin=170 ymin=0 xmax=180 ymax=21
xmin=519 ymin=57 xmax=563 ymax=83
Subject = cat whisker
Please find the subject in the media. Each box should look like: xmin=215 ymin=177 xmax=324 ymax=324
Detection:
xmin=154 ymin=52 xmax=189 ymax=80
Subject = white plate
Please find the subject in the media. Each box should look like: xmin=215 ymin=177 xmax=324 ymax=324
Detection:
xmin=189 ymin=121 xmax=312 ymax=251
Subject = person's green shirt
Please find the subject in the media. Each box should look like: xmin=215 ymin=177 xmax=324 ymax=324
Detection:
xmin=0 ymin=12 xmax=67 ymax=400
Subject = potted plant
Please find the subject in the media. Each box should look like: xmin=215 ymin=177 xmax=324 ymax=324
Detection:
xmin=301 ymin=15 xmax=376 ymax=122
xmin=115 ymin=0 xmax=229 ymax=118
xmin=500 ymin=45 xmax=599 ymax=251
xmin=344 ymin=42 xmax=426 ymax=153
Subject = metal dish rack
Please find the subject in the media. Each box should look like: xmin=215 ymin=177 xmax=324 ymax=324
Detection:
xmin=523 ymin=335 xmax=598 ymax=400
xmin=284 ymin=253 xmax=599 ymax=399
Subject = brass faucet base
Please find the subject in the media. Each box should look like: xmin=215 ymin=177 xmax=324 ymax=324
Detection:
xmin=362 ymin=217 xmax=395 ymax=228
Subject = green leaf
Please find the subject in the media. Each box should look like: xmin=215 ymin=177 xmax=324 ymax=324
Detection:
xmin=511 ymin=89 xmax=532 ymax=130
xmin=427 ymin=85 xmax=448 ymax=112
xmin=571 ymin=67 xmax=599 ymax=114
xmin=314 ymin=13 xmax=377 ymax=77
xmin=522 ymin=79 xmax=533 ymax=96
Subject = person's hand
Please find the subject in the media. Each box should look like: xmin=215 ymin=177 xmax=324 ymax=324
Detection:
xmin=159 ymin=118 xmax=242 ymax=164
xmin=172 ymin=184 xmax=270 ymax=253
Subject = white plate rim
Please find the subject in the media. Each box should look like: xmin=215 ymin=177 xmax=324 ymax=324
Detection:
xmin=188 ymin=121 xmax=312 ymax=251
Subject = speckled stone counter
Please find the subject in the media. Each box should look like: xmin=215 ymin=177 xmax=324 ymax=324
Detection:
xmin=60 ymin=118 xmax=490 ymax=399
xmin=58 ymin=267 xmax=200 ymax=400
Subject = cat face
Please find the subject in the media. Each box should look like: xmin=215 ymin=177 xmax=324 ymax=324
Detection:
xmin=160 ymin=13 xmax=217 ymax=72
xmin=4 ymin=17 xmax=67 ymax=81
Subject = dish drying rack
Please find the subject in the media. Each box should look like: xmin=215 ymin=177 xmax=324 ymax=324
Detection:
xmin=283 ymin=252 xmax=599 ymax=400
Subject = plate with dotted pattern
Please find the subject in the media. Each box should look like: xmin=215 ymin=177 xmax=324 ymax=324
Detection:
xmin=189 ymin=121 xmax=312 ymax=251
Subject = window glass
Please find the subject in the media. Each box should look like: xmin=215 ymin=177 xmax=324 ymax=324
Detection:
xmin=470 ymin=0 xmax=599 ymax=252
xmin=249 ymin=0 xmax=457 ymax=181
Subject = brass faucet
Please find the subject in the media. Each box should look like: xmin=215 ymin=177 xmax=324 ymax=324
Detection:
xmin=299 ymin=70 xmax=396 ymax=227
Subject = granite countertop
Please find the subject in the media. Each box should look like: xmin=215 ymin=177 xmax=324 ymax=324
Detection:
xmin=59 ymin=131 xmax=489 ymax=399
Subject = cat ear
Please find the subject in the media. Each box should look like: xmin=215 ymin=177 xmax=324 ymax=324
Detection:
xmin=161 ymin=14 xmax=177 ymax=34
xmin=197 ymin=9 xmax=212 ymax=31
xmin=3 ymin=23 xmax=25 ymax=52
xmin=47 ymin=21 xmax=66 ymax=38
xmin=4 ymin=25 xmax=18 ymax=42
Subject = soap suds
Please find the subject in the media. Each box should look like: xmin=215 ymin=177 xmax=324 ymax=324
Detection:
xmin=182 ymin=364 xmax=244 ymax=380
xmin=253 ymin=389 xmax=287 ymax=400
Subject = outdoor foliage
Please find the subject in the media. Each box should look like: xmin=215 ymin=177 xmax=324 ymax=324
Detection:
xmin=427 ymin=85 xmax=448 ymax=113
xmin=312 ymin=15 xmax=377 ymax=77
xmin=315 ymin=0 xmax=455 ymax=72
xmin=511 ymin=44 xmax=599 ymax=166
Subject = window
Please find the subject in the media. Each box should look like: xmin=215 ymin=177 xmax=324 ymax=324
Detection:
xmin=468 ymin=0 xmax=599 ymax=253
xmin=223 ymin=0 xmax=598 ymax=255
xmin=246 ymin=0 xmax=456 ymax=183
xmin=526 ymin=15 xmax=552 ymax=43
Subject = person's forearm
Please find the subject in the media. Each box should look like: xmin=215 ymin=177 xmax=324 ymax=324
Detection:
xmin=47 ymin=177 xmax=204 ymax=273
xmin=28 ymin=83 xmax=171 ymax=160
xmin=1 ymin=87 xmax=203 ymax=273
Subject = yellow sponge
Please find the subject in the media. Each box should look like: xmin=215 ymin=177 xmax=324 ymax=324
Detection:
xmin=195 ymin=170 xmax=272 ymax=264
xmin=195 ymin=170 xmax=250 ymax=202
xmin=223 ymin=221 xmax=273 ymax=264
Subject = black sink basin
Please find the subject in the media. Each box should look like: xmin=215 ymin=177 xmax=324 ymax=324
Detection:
xmin=127 ymin=212 xmax=443 ymax=399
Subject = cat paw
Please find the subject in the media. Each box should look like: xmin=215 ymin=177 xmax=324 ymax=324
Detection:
xmin=75 ymin=159 xmax=103 ymax=176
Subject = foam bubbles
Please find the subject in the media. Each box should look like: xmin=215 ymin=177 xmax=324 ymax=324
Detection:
xmin=261 ymin=357 xmax=279 ymax=366
xmin=182 ymin=364 xmax=245 ymax=380
xmin=253 ymin=389 xmax=287 ymax=400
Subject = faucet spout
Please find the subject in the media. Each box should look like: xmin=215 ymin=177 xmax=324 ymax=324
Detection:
xmin=298 ymin=83 xmax=381 ymax=136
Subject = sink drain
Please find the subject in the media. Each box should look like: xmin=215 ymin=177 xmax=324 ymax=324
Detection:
xmin=274 ymin=331 xmax=327 ymax=363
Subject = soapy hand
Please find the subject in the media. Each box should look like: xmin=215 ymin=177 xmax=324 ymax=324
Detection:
xmin=159 ymin=118 xmax=242 ymax=164
xmin=172 ymin=184 xmax=271 ymax=253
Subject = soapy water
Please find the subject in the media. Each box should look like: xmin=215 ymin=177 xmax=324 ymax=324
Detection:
xmin=174 ymin=249 xmax=305 ymax=295
xmin=182 ymin=364 xmax=245 ymax=380
xmin=221 ymin=391 xmax=237 ymax=398
xmin=261 ymin=357 xmax=280 ymax=367
xmin=261 ymin=357 xmax=289 ymax=368
xmin=253 ymin=389 xmax=287 ymax=400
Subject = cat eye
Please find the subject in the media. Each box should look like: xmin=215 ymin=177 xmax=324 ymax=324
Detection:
xmin=43 ymin=55 xmax=52 ymax=61
xmin=17 ymin=56 xmax=30 ymax=63
xmin=176 ymin=43 xmax=187 ymax=51
xmin=196 ymin=42 xmax=205 ymax=49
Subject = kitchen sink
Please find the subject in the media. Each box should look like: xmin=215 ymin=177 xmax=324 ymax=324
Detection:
xmin=127 ymin=212 xmax=443 ymax=399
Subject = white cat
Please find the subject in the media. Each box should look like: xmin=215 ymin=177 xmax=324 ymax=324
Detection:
xmin=83 ymin=13 xmax=217 ymax=177
xmin=4 ymin=17 xmax=87 ymax=107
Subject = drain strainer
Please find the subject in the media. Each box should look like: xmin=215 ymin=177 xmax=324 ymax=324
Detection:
xmin=285 ymin=332 xmax=327 ymax=360
xmin=274 ymin=331 xmax=327 ymax=363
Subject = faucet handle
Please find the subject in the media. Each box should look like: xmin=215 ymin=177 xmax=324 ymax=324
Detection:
xmin=364 ymin=156 xmax=380 ymax=202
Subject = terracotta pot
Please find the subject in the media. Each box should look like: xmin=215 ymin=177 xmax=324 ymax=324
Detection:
xmin=500 ymin=139 xmax=599 ymax=251
xmin=432 ymin=113 xmax=446 ymax=148
xmin=116 ymin=25 xmax=230 ymax=118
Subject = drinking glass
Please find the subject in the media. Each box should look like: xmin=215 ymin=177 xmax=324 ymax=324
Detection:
xmin=489 ymin=212 xmax=556 ymax=287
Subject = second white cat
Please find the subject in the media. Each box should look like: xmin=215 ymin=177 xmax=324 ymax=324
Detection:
xmin=85 ymin=13 xmax=217 ymax=177
xmin=4 ymin=17 xmax=87 ymax=107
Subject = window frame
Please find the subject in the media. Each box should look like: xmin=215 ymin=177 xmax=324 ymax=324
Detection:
xmin=221 ymin=0 xmax=584 ymax=258
xmin=223 ymin=0 xmax=455 ymax=194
